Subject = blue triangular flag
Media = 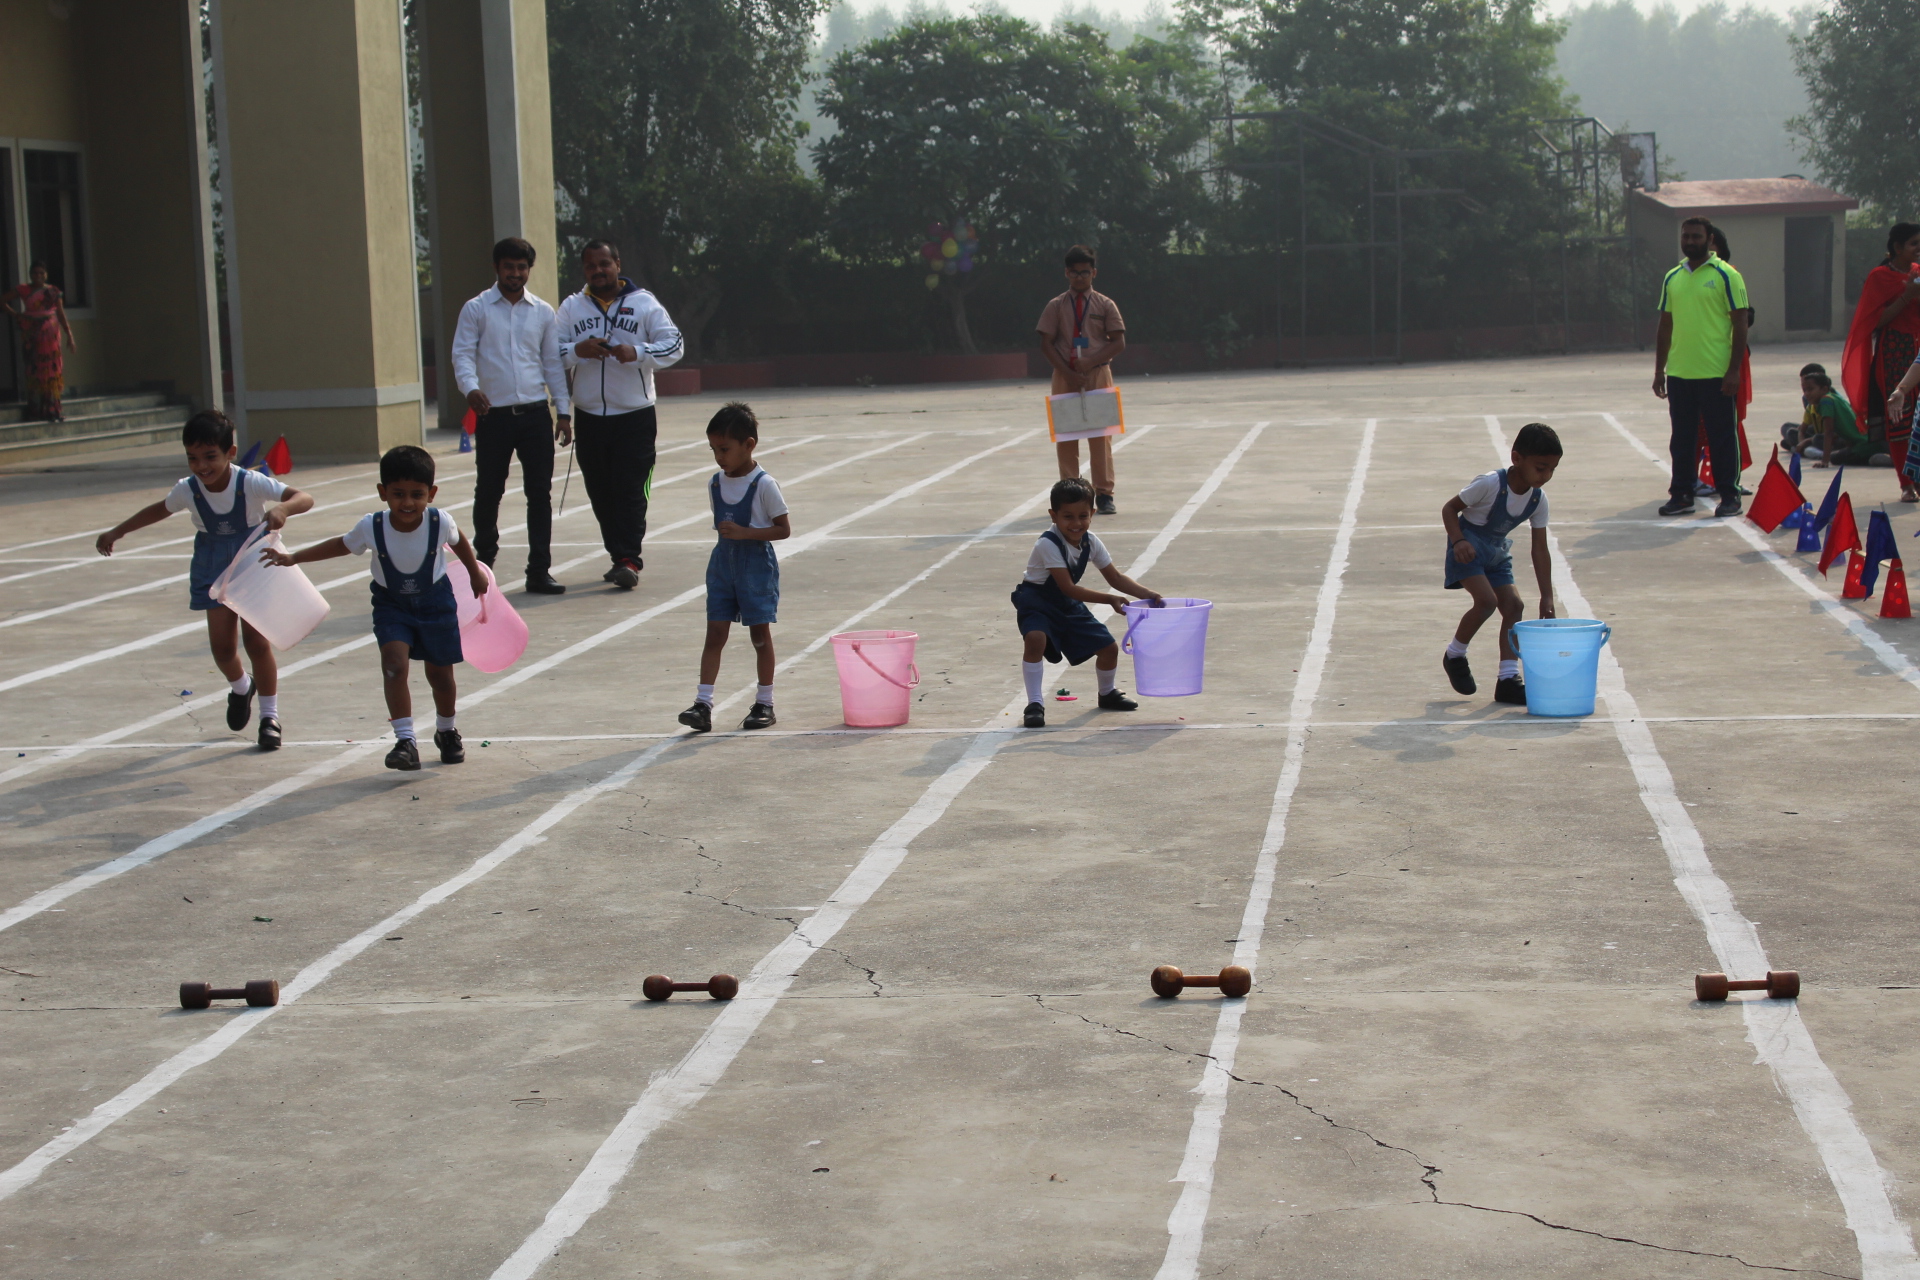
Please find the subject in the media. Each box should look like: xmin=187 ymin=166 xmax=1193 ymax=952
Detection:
xmin=237 ymin=441 xmax=262 ymax=469
xmin=1788 ymin=451 xmax=1802 ymax=486
xmin=1862 ymin=508 xmax=1898 ymax=595
xmin=1797 ymin=506 xmax=1823 ymax=552
xmin=1812 ymin=467 xmax=1845 ymax=532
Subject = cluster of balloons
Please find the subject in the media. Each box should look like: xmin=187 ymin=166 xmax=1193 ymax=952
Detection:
xmin=917 ymin=220 xmax=979 ymax=289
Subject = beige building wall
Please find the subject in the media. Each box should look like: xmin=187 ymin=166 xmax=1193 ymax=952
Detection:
xmin=1637 ymin=211 xmax=1851 ymax=345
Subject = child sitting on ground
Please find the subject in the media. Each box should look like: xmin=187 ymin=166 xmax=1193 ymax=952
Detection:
xmin=1780 ymin=363 xmax=1827 ymax=453
xmin=678 ymin=402 xmax=790 ymax=733
xmin=1013 ymin=476 xmax=1160 ymax=728
xmin=96 ymin=410 xmax=313 ymax=750
xmin=262 ymin=445 xmax=488 ymax=771
xmin=1794 ymin=372 xmax=1879 ymax=468
xmin=1441 ymin=422 xmax=1560 ymax=705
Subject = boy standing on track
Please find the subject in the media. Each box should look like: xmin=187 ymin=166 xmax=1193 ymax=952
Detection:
xmin=1441 ymin=422 xmax=1560 ymax=706
xmin=95 ymin=410 xmax=313 ymax=750
xmin=262 ymin=446 xmax=489 ymax=772
xmin=678 ymin=403 xmax=790 ymax=734
xmin=1014 ymin=477 xmax=1160 ymax=729
xmin=1037 ymin=246 xmax=1127 ymax=516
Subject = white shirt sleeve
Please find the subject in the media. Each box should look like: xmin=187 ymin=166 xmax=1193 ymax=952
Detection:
xmin=637 ymin=294 xmax=685 ymax=370
xmin=1457 ymin=472 xmax=1499 ymax=512
xmin=451 ymin=296 xmax=484 ymax=398
xmin=539 ymin=305 xmax=571 ymax=417
xmin=341 ymin=513 xmax=377 ymax=556
xmin=1525 ymin=492 xmax=1550 ymax=528
xmin=750 ymin=475 xmax=788 ymax=528
xmin=162 ymin=478 xmax=194 ymax=514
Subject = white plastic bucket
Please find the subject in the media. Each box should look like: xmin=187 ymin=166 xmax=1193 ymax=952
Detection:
xmin=830 ymin=630 xmax=919 ymax=727
xmin=1120 ymin=598 xmax=1213 ymax=696
xmin=211 ymin=529 xmax=330 ymax=650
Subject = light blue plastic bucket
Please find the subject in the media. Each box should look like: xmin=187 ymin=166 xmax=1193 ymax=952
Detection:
xmin=1511 ymin=618 xmax=1611 ymax=717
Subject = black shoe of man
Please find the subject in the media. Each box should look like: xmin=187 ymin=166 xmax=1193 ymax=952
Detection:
xmin=257 ymin=717 xmax=282 ymax=751
xmin=385 ymin=737 xmax=421 ymax=771
xmin=227 ymin=680 xmax=255 ymax=731
xmin=677 ymin=701 xmax=713 ymax=733
xmin=1494 ymin=676 xmax=1527 ymax=705
xmin=434 ymin=728 xmax=465 ymax=764
xmin=1023 ymin=701 xmax=1046 ymax=728
xmin=1657 ymin=496 xmax=1695 ymax=517
xmin=1443 ymin=653 xmax=1476 ymax=696
xmin=608 ymin=558 xmax=640 ymax=589
xmin=1096 ymin=493 xmax=1117 ymax=516
xmin=741 ymin=702 xmax=776 ymax=730
xmin=1098 ymin=688 xmax=1138 ymax=711
xmin=1714 ymin=495 xmax=1742 ymax=518
xmin=525 ymin=573 xmax=565 ymax=595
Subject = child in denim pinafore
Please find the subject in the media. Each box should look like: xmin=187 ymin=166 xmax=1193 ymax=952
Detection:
xmin=1440 ymin=422 xmax=1562 ymax=705
xmin=95 ymin=410 xmax=312 ymax=749
xmin=678 ymin=403 xmax=791 ymax=734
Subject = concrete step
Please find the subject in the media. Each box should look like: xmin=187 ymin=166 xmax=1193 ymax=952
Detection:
xmin=0 ymin=392 xmax=171 ymax=425
xmin=0 ymin=398 xmax=190 ymax=464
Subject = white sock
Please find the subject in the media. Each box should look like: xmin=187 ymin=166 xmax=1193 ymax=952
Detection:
xmin=696 ymin=683 xmax=715 ymax=706
xmin=756 ymin=684 xmax=774 ymax=706
xmin=391 ymin=716 xmax=415 ymax=741
xmin=230 ymin=675 xmax=252 ymax=696
xmin=1499 ymin=659 xmax=1519 ymax=680
xmin=436 ymin=714 xmax=456 ymax=732
xmin=1097 ymin=666 xmax=1117 ymax=695
xmin=257 ymin=694 xmax=278 ymax=720
xmin=1445 ymin=639 xmax=1468 ymax=658
xmin=1022 ymin=661 xmax=1045 ymax=703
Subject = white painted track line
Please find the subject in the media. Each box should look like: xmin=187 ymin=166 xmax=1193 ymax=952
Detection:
xmin=488 ymin=421 xmax=1269 ymax=1280
xmin=1153 ymin=420 xmax=1373 ymax=1280
xmin=1501 ymin=416 xmax=1919 ymax=1279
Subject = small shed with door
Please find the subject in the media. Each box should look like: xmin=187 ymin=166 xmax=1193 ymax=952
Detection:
xmin=1630 ymin=178 xmax=1858 ymax=343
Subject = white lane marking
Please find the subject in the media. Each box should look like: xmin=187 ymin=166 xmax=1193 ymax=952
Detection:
xmin=1153 ymin=420 xmax=1372 ymax=1280
xmin=1596 ymin=412 xmax=1920 ymax=694
xmin=0 ymin=422 xmax=1159 ymax=1204
xmin=0 ymin=431 xmax=1022 ymax=931
xmin=489 ymin=421 xmax=1269 ymax=1280
xmin=1532 ymin=415 xmax=1920 ymax=1277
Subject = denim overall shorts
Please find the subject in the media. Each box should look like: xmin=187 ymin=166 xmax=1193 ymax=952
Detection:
xmin=706 ymin=471 xmax=780 ymax=625
xmin=1444 ymin=468 xmax=1540 ymax=590
xmin=369 ymin=509 xmax=463 ymax=666
xmin=1010 ymin=529 xmax=1112 ymax=665
xmin=187 ymin=470 xmax=261 ymax=611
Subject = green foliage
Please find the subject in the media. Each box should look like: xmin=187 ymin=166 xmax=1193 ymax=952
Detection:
xmin=1558 ymin=2 xmax=1807 ymax=181
xmin=1791 ymin=0 xmax=1920 ymax=215
xmin=813 ymin=15 xmax=1215 ymax=350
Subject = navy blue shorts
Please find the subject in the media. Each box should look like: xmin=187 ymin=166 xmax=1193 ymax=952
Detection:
xmin=707 ymin=540 xmax=780 ymax=626
xmin=1011 ymin=580 xmax=1114 ymax=665
xmin=370 ymin=585 xmax=463 ymax=666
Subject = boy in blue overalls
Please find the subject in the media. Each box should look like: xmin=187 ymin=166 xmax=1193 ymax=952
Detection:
xmin=678 ymin=402 xmax=790 ymax=733
xmin=264 ymin=445 xmax=489 ymax=771
xmin=1013 ymin=476 xmax=1160 ymax=728
xmin=96 ymin=410 xmax=313 ymax=749
xmin=1440 ymin=422 xmax=1561 ymax=705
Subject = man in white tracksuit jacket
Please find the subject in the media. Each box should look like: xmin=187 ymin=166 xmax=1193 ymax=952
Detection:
xmin=557 ymin=239 xmax=685 ymax=589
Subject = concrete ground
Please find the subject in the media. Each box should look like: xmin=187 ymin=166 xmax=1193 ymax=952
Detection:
xmin=2 ymin=346 xmax=1917 ymax=1279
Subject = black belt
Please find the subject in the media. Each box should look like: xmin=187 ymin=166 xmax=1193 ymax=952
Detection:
xmin=486 ymin=401 xmax=550 ymax=416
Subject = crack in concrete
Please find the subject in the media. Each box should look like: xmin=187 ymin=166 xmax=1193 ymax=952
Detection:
xmin=821 ymin=945 xmax=883 ymax=996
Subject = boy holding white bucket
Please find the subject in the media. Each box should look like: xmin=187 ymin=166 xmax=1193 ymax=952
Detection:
xmin=96 ymin=411 xmax=313 ymax=751
xmin=678 ymin=402 xmax=790 ymax=734
xmin=1440 ymin=422 xmax=1561 ymax=705
xmin=1014 ymin=477 xmax=1160 ymax=728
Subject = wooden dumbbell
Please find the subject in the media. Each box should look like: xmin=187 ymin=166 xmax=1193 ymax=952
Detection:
xmin=179 ymin=979 xmax=279 ymax=1009
xmin=643 ymin=973 xmax=739 ymax=1002
xmin=1151 ymin=964 xmax=1252 ymax=998
xmin=1694 ymin=970 xmax=1799 ymax=1002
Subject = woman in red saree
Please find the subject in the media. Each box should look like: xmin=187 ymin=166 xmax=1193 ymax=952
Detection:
xmin=1842 ymin=223 xmax=1920 ymax=501
xmin=3 ymin=261 xmax=76 ymax=421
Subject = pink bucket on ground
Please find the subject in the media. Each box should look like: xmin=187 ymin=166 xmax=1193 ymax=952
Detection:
xmin=212 ymin=530 xmax=330 ymax=650
xmin=449 ymin=562 xmax=530 ymax=673
xmin=831 ymin=630 xmax=920 ymax=727
xmin=1121 ymin=598 xmax=1213 ymax=696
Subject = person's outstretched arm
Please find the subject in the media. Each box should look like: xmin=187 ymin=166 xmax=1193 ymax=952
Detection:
xmin=261 ymin=536 xmax=350 ymax=568
xmin=1096 ymin=561 xmax=1159 ymax=603
xmin=96 ymin=500 xmax=173 ymax=555
xmin=1530 ymin=527 xmax=1555 ymax=618
xmin=265 ymin=486 xmax=314 ymax=531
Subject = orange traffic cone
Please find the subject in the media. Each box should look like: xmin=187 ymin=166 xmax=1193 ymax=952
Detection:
xmin=1882 ymin=559 xmax=1912 ymax=619
xmin=1842 ymin=550 xmax=1869 ymax=599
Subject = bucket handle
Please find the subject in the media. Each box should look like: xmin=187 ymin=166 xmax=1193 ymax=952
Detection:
xmin=1118 ymin=597 xmax=1165 ymax=655
xmin=211 ymin=524 xmax=277 ymax=604
xmin=850 ymin=641 xmax=920 ymax=690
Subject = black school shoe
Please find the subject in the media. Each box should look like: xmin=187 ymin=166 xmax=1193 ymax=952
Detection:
xmin=1658 ymin=495 xmax=1695 ymax=517
xmin=1023 ymin=701 xmax=1046 ymax=728
xmin=385 ymin=737 xmax=421 ymax=771
xmin=677 ymin=701 xmax=713 ymax=733
xmin=1494 ymin=676 xmax=1527 ymax=705
xmin=434 ymin=728 xmax=465 ymax=763
xmin=741 ymin=702 xmax=776 ymax=730
xmin=227 ymin=681 xmax=256 ymax=731
xmin=1098 ymin=688 xmax=1138 ymax=711
xmin=525 ymin=573 xmax=566 ymax=595
xmin=1443 ymin=653 xmax=1476 ymax=696
xmin=257 ymin=717 xmax=282 ymax=751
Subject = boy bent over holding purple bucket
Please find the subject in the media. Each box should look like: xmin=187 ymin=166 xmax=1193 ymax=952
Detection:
xmin=1013 ymin=477 xmax=1160 ymax=728
xmin=1440 ymin=421 xmax=1561 ymax=705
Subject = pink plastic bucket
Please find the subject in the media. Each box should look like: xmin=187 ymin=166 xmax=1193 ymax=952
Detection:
xmin=212 ymin=529 xmax=331 ymax=650
xmin=830 ymin=630 xmax=920 ymax=727
xmin=1120 ymin=598 xmax=1213 ymax=696
xmin=449 ymin=562 xmax=530 ymax=673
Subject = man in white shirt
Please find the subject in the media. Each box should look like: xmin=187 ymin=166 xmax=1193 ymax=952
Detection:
xmin=556 ymin=239 xmax=684 ymax=589
xmin=451 ymin=237 xmax=572 ymax=594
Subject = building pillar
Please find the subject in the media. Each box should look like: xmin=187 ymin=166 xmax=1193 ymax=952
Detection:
xmin=419 ymin=0 xmax=559 ymax=431
xmin=212 ymin=0 xmax=424 ymax=459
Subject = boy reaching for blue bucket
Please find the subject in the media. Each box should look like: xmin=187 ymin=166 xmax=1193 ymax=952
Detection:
xmin=1014 ymin=477 xmax=1161 ymax=728
xmin=1440 ymin=422 xmax=1561 ymax=705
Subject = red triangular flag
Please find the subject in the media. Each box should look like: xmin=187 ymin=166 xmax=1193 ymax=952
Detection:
xmin=1746 ymin=446 xmax=1806 ymax=532
xmin=1882 ymin=559 xmax=1912 ymax=619
xmin=1819 ymin=492 xmax=1860 ymax=575
xmin=1842 ymin=550 xmax=1869 ymax=598
xmin=1697 ymin=445 xmax=1715 ymax=490
xmin=263 ymin=435 xmax=292 ymax=476
xmin=462 ymin=407 xmax=477 ymax=434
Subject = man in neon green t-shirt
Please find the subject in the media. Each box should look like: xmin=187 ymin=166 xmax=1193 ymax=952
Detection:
xmin=1654 ymin=216 xmax=1750 ymax=518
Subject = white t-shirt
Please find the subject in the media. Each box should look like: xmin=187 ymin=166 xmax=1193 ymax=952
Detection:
xmin=712 ymin=468 xmax=788 ymax=529
xmin=1458 ymin=470 xmax=1550 ymax=529
xmin=163 ymin=469 xmax=289 ymax=532
xmin=342 ymin=510 xmax=460 ymax=587
xmin=1023 ymin=529 xmax=1113 ymax=584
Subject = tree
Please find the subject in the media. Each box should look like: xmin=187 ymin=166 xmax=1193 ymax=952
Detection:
xmin=547 ymin=0 xmax=826 ymax=359
xmin=814 ymin=16 xmax=1214 ymax=352
xmin=1791 ymin=0 xmax=1920 ymax=216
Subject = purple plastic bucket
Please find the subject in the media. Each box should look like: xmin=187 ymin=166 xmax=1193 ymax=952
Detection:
xmin=1120 ymin=598 xmax=1212 ymax=696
